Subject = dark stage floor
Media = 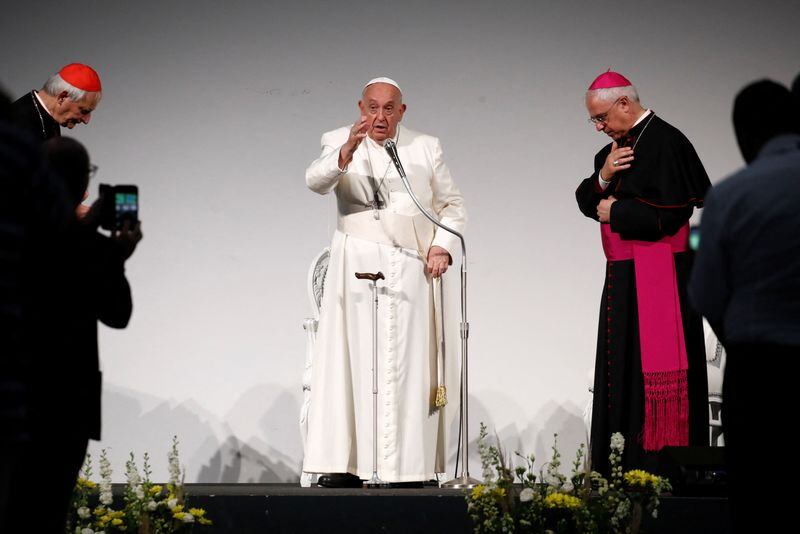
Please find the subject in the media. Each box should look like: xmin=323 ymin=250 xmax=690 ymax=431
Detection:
xmin=158 ymin=483 xmax=731 ymax=533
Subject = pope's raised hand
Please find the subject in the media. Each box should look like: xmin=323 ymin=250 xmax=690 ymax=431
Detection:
xmin=339 ymin=115 xmax=370 ymax=169
xmin=600 ymin=141 xmax=634 ymax=181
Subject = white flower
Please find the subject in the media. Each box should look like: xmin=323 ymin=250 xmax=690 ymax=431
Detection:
xmin=98 ymin=449 xmax=114 ymax=507
xmin=519 ymin=487 xmax=535 ymax=502
xmin=167 ymin=498 xmax=178 ymax=509
xmin=562 ymin=480 xmax=574 ymax=492
xmin=81 ymin=528 xmax=95 ymax=534
xmin=77 ymin=506 xmax=91 ymax=519
xmin=181 ymin=512 xmax=195 ymax=523
xmin=135 ymin=486 xmax=145 ymax=500
xmin=126 ymin=462 xmax=141 ymax=486
xmin=147 ymin=500 xmax=158 ymax=511
xmin=168 ymin=436 xmax=182 ymax=486
xmin=610 ymin=432 xmax=625 ymax=452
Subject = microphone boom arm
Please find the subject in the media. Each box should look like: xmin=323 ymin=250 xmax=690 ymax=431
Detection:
xmin=384 ymin=139 xmax=478 ymax=489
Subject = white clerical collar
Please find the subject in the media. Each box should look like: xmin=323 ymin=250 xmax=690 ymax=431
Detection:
xmin=632 ymin=109 xmax=652 ymax=127
xmin=33 ymin=90 xmax=54 ymax=117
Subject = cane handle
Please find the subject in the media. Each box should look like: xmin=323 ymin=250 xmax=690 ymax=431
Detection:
xmin=354 ymin=272 xmax=385 ymax=281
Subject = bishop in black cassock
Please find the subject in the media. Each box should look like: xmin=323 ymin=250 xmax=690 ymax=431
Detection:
xmin=575 ymin=71 xmax=711 ymax=476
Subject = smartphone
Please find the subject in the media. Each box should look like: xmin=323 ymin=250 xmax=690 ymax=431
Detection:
xmin=99 ymin=184 xmax=139 ymax=231
xmin=689 ymin=225 xmax=700 ymax=251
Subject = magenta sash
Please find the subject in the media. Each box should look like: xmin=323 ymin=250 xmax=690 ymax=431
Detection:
xmin=601 ymin=223 xmax=690 ymax=451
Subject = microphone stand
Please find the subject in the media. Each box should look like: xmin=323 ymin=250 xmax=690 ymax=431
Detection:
xmin=384 ymin=140 xmax=479 ymax=489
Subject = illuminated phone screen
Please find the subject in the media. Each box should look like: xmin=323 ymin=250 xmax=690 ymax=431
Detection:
xmin=115 ymin=193 xmax=137 ymax=212
xmin=115 ymin=192 xmax=138 ymax=229
xmin=689 ymin=226 xmax=700 ymax=251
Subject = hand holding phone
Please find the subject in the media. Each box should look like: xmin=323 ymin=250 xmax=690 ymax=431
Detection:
xmin=113 ymin=219 xmax=143 ymax=260
xmin=99 ymin=184 xmax=139 ymax=232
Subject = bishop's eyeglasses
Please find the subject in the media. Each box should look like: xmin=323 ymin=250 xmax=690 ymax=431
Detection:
xmin=588 ymin=97 xmax=623 ymax=125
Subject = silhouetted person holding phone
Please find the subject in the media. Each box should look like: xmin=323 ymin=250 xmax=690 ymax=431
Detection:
xmin=2 ymin=136 xmax=141 ymax=533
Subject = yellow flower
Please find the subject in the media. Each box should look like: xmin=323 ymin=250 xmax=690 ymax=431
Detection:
xmin=544 ymin=492 xmax=582 ymax=510
xmin=199 ymin=517 xmax=213 ymax=525
xmin=150 ymin=485 xmax=163 ymax=495
xmin=470 ymin=484 xmax=487 ymax=499
xmin=624 ymin=469 xmax=660 ymax=488
xmin=77 ymin=477 xmax=97 ymax=489
xmin=189 ymin=508 xmax=206 ymax=517
xmin=112 ymin=518 xmax=123 ymax=526
xmin=172 ymin=504 xmax=184 ymax=513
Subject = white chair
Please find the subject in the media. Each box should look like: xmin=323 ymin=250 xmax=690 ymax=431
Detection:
xmin=583 ymin=368 xmax=594 ymax=455
xmin=703 ymin=318 xmax=726 ymax=446
xmin=299 ymin=248 xmax=330 ymax=487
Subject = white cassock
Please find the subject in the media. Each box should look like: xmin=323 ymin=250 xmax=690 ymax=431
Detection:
xmin=303 ymin=124 xmax=466 ymax=482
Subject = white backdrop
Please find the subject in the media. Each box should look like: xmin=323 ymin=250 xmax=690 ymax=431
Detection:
xmin=1 ymin=0 xmax=798 ymax=482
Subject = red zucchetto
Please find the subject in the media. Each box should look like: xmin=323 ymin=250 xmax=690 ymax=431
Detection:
xmin=588 ymin=70 xmax=632 ymax=90
xmin=59 ymin=63 xmax=102 ymax=92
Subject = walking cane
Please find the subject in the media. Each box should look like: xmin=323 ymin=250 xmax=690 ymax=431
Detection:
xmin=355 ymin=271 xmax=389 ymax=488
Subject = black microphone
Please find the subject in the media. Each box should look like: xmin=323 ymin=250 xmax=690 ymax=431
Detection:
xmin=383 ymin=139 xmax=406 ymax=178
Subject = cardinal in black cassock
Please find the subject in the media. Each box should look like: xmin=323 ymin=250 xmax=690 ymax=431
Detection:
xmin=10 ymin=63 xmax=102 ymax=144
xmin=11 ymin=90 xmax=62 ymax=142
xmin=575 ymin=71 xmax=711 ymax=476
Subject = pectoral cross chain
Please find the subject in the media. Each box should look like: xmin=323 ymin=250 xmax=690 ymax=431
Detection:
xmin=368 ymin=191 xmax=385 ymax=220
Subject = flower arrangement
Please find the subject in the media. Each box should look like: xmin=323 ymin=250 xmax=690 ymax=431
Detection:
xmin=467 ymin=424 xmax=671 ymax=534
xmin=66 ymin=436 xmax=212 ymax=534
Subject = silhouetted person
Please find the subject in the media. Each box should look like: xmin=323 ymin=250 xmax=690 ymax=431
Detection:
xmin=689 ymin=80 xmax=800 ymax=534
xmin=0 ymin=86 xmax=26 ymax=532
xmin=2 ymin=137 xmax=141 ymax=533
xmin=1 ymin=87 xmax=74 ymax=530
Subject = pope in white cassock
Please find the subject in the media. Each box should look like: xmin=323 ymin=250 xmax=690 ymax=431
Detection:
xmin=303 ymin=78 xmax=466 ymax=486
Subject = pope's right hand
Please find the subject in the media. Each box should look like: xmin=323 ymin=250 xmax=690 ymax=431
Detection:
xmin=339 ymin=115 xmax=370 ymax=168
xmin=600 ymin=141 xmax=634 ymax=181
